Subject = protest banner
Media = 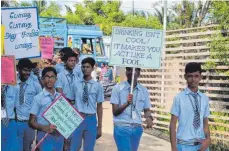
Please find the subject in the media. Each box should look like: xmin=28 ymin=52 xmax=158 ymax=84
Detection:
xmin=1 ymin=7 xmax=40 ymax=59
xmin=109 ymin=27 xmax=163 ymax=94
xmin=40 ymin=37 xmax=54 ymax=59
xmin=109 ymin=27 xmax=163 ymax=69
xmin=43 ymin=95 xmax=84 ymax=139
xmin=39 ymin=21 xmax=67 ymax=52
xmin=1 ymin=25 xmax=5 ymax=55
xmin=1 ymin=55 xmax=17 ymax=85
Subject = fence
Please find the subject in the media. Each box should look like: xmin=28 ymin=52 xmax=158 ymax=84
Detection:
xmin=138 ymin=25 xmax=229 ymax=148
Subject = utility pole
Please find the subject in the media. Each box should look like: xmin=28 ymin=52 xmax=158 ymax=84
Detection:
xmin=132 ymin=0 xmax=135 ymax=15
xmin=161 ymin=0 xmax=167 ymax=103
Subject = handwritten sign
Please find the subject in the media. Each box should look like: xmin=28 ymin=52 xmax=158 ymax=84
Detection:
xmin=40 ymin=37 xmax=54 ymax=59
xmin=109 ymin=27 xmax=163 ymax=69
xmin=1 ymin=55 xmax=17 ymax=85
xmin=1 ymin=25 xmax=5 ymax=55
xmin=39 ymin=22 xmax=67 ymax=52
xmin=43 ymin=95 xmax=84 ymax=139
xmin=1 ymin=7 xmax=40 ymax=59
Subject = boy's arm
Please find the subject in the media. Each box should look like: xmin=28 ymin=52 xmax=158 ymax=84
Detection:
xmin=29 ymin=114 xmax=56 ymax=134
xmin=55 ymin=74 xmax=63 ymax=93
xmin=96 ymin=102 xmax=103 ymax=139
xmin=111 ymin=86 xmax=132 ymax=116
xmin=199 ymin=118 xmax=211 ymax=151
xmin=170 ymin=114 xmax=178 ymax=151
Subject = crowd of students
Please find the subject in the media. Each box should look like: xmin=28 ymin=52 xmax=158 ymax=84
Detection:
xmin=1 ymin=47 xmax=210 ymax=151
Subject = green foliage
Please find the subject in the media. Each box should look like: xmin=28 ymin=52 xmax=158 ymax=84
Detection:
xmin=211 ymin=1 xmax=229 ymax=30
xmin=39 ymin=2 xmax=62 ymax=18
xmin=32 ymin=0 xmax=48 ymax=15
xmin=166 ymin=0 xmax=211 ymax=29
xmin=64 ymin=1 xmax=162 ymax=35
xmin=209 ymin=111 xmax=229 ymax=150
xmin=17 ymin=2 xmax=32 ymax=7
xmin=209 ymin=34 xmax=229 ymax=64
xmin=121 ymin=14 xmax=162 ymax=29
xmin=204 ymin=2 xmax=229 ymax=76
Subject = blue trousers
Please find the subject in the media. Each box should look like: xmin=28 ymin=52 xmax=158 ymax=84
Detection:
xmin=17 ymin=121 xmax=36 ymax=151
xmin=114 ymin=126 xmax=143 ymax=151
xmin=177 ymin=144 xmax=210 ymax=151
xmin=70 ymin=115 xmax=97 ymax=151
xmin=37 ymin=131 xmax=64 ymax=151
xmin=1 ymin=120 xmax=20 ymax=151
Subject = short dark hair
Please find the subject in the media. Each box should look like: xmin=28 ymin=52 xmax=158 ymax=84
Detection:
xmin=63 ymin=51 xmax=78 ymax=63
xmin=59 ymin=47 xmax=73 ymax=54
xmin=18 ymin=58 xmax=33 ymax=70
xmin=126 ymin=67 xmax=141 ymax=72
xmin=42 ymin=67 xmax=57 ymax=78
xmin=81 ymin=57 xmax=95 ymax=67
xmin=185 ymin=62 xmax=202 ymax=74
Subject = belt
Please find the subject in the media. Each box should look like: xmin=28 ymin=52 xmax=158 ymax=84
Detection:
xmin=114 ymin=123 xmax=142 ymax=127
xmin=177 ymin=139 xmax=201 ymax=146
xmin=17 ymin=120 xmax=29 ymax=122
xmin=80 ymin=112 xmax=96 ymax=117
xmin=1 ymin=119 xmax=15 ymax=121
xmin=67 ymin=99 xmax=75 ymax=105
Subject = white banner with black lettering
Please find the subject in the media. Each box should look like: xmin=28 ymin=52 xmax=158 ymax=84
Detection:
xmin=109 ymin=26 xmax=163 ymax=69
xmin=1 ymin=7 xmax=40 ymax=59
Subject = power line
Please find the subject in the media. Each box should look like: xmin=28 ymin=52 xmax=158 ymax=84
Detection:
xmin=121 ymin=6 xmax=156 ymax=11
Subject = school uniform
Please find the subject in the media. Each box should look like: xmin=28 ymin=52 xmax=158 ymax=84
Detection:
xmin=15 ymin=76 xmax=42 ymax=151
xmin=55 ymin=62 xmax=65 ymax=74
xmin=110 ymin=81 xmax=151 ymax=151
xmin=55 ymin=63 xmax=83 ymax=79
xmin=55 ymin=68 xmax=82 ymax=102
xmin=30 ymin=89 xmax=64 ymax=151
xmin=170 ymin=87 xmax=210 ymax=151
xmin=1 ymin=85 xmax=20 ymax=151
xmin=70 ymin=79 xmax=104 ymax=151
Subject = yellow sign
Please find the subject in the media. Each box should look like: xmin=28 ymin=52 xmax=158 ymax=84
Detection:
xmin=1 ymin=25 xmax=5 ymax=55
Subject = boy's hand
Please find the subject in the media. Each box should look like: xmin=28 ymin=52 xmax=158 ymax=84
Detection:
xmin=146 ymin=116 xmax=154 ymax=128
xmin=96 ymin=126 xmax=102 ymax=139
xmin=42 ymin=124 xmax=56 ymax=134
xmin=172 ymin=148 xmax=178 ymax=151
xmin=127 ymin=94 xmax=133 ymax=105
xmin=198 ymin=138 xmax=210 ymax=151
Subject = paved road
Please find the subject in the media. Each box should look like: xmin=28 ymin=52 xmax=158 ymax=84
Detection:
xmin=93 ymin=101 xmax=171 ymax=151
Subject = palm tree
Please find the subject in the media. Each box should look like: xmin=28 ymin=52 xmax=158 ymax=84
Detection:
xmin=152 ymin=1 xmax=175 ymax=25
xmin=32 ymin=0 xmax=47 ymax=15
xmin=65 ymin=5 xmax=73 ymax=14
xmin=1 ymin=0 xmax=10 ymax=7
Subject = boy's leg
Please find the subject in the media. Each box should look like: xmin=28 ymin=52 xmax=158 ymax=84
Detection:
xmin=131 ymin=126 xmax=143 ymax=151
xmin=2 ymin=122 xmax=9 ymax=150
xmin=177 ymin=144 xmax=209 ymax=151
xmin=37 ymin=131 xmax=53 ymax=151
xmin=17 ymin=122 xmax=29 ymax=151
xmin=69 ymin=120 xmax=84 ymax=151
xmin=53 ymin=135 xmax=65 ymax=151
xmin=2 ymin=120 xmax=19 ymax=151
xmin=23 ymin=126 xmax=35 ymax=151
xmin=196 ymin=144 xmax=210 ymax=151
xmin=114 ymin=126 xmax=132 ymax=151
xmin=83 ymin=115 xmax=97 ymax=151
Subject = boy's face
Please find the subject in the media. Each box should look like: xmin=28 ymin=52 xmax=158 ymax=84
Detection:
xmin=185 ymin=71 xmax=202 ymax=89
xmin=81 ymin=63 xmax=94 ymax=76
xmin=126 ymin=68 xmax=140 ymax=82
xmin=19 ymin=67 xmax=32 ymax=81
xmin=43 ymin=71 xmax=57 ymax=89
xmin=66 ymin=57 xmax=76 ymax=70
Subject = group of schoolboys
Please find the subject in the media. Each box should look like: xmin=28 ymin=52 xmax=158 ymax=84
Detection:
xmin=2 ymin=46 xmax=210 ymax=151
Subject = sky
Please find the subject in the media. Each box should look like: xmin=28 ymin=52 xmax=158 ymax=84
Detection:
xmin=16 ymin=0 xmax=180 ymax=16
xmin=53 ymin=0 xmax=163 ymax=15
